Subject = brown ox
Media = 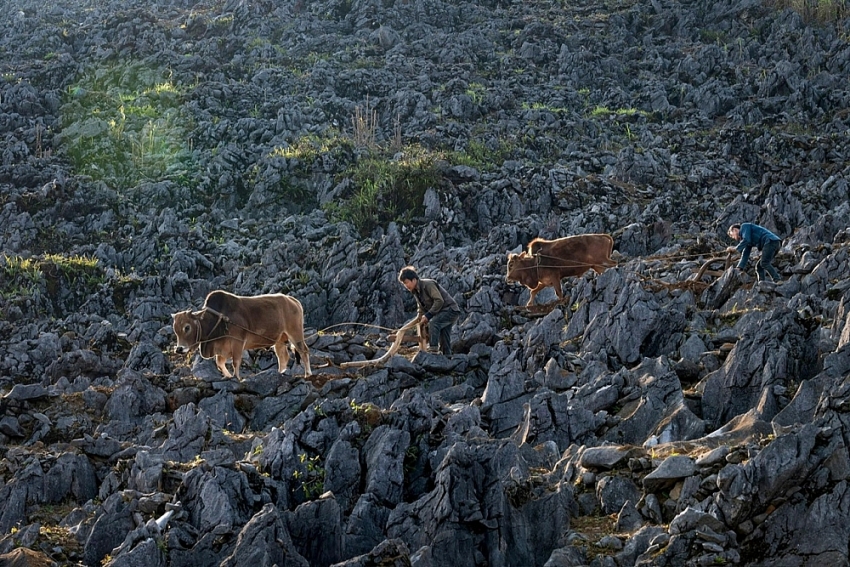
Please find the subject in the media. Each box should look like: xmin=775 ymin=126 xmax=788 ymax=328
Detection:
xmin=506 ymin=234 xmax=617 ymax=306
xmin=172 ymin=290 xmax=311 ymax=379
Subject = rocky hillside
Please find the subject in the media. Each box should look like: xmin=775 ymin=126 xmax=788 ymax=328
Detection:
xmin=2 ymin=0 xmax=850 ymax=564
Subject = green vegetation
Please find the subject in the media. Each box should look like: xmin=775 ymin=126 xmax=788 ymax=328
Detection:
xmin=292 ymin=453 xmax=325 ymax=500
xmin=60 ymin=62 xmax=193 ymax=190
xmin=324 ymin=145 xmax=443 ymax=236
xmin=522 ymin=101 xmax=571 ymax=113
xmin=247 ymin=132 xmax=354 ymax=210
xmin=589 ymin=106 xmax=648 ymax=118
xmin=267 ymin=132 xmax=352 ymax=166
xmin=1 ymin=253 xmax=105 ymax=309
xmin=31 ymin=503 xmax=84 ymax=563
xmin=213 ymin=14 xmax=234 ymax=28
xmin=465 ymin=82 xmax=487 ymax=105
xmin=767 ymin=0 xmax=846 ymax=23
xmin=2 ymin=255 xmax=43 ymax=298
xmin=324 ymin=109 xmax=517 ymax=235
xmin=700 ymin=29 xmax=727 ymax=43
xmin=43 ymin=253 xmax=102 ymax=282
xmin=447 ymin=138 xmax=513 ymax=168
xmin=348 ymin=399 xmax=384 ymax=436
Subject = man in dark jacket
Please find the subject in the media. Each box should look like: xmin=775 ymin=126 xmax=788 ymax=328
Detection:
xmin=398 ymin=266 xmax=461 ymax=355
xmin=727 ymin=223 xmax=782 ymax=282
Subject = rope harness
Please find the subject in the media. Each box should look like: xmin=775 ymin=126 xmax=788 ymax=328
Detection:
xmin=509 ymin=253 xmax=610 ymax=274
xmin=192 ymin=307 xmax=299 ymax=350
xmin=194 ymin=307 xmax=229 ymax=350
xmin=509 ymin=248 xmax=731 ymax=274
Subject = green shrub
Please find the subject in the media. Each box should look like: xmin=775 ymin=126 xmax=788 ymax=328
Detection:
xmin=60 ymin=62 xmax=193 ymax=190
xmin=449 ymin=138 xmax=513 ymax=168
xmin=325 ymin=146 xmax=442 ymax=236
xmin=292 ymin=453 xmax=325 ymax=501
xmin=1 ymin=255 xmax=43 ymax=299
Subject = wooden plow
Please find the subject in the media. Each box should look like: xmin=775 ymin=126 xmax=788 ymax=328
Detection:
xmin=339 ymin=316 xmax=421 ymax=370
xmin=640 ymin=252 xmax=733 ymax=293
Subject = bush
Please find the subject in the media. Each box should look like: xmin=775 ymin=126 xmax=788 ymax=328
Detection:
xmin=324 ymin=146 xmax=443 ymax=236
xmin=60 ymin=62 xmax=194 ymax=190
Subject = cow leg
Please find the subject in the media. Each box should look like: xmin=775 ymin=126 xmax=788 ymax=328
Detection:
xmin=215 ymin=354 xmax=233 ymax=378
xmin=293 ymin=340 xmax=311 ymax=377
xmin=232 ymin=346 xmax=244 ymax=380
xmin=272 ymin=341 xmax=291 ymax=375
xmin=527 ymin=283 xmax=547 ymax=306
xmin=553 ymin=280 xmax=565 ymax=301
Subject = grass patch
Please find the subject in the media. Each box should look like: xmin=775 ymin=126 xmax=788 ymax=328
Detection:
xmin=60 ymin=62 xmax=194 ymax=190
xmin=40 ymin=254 xmax=105 ymax=296
xmin=266 ymin=132 xmax=353 ymax=170
xmin=465 ymin=82 xmax=487 ymax=105
xmin=589 ymin=106 xmax=648 ymax=119
xmin=348 ymin=399 xmax=385 ymax=434
xmin=1 ymin=255 xmax=43 ymax=298
xmin=570 ymin=514 xmax=619 ymax=561
xmin=447 ymin=138 xmax=514 ymax=169
xmin=766 ymin=0 xmax=847 ymax=23
xmin=324 ymin=145 xmax=443 ymax=236
xmin=1 ymin=253 xmax=105 ymax=314
xmin=522 ymin=101 xmax=571 ymax=113
xmin=248 ymin=132 xmax=354 ymax=211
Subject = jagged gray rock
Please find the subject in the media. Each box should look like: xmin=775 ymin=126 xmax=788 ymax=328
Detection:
xmin=2 ymin=0 xmax=850 ymax=564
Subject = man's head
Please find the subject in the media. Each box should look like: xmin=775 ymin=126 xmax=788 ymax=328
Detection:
xmin=727 ymin=224 xmax=742 ymax=241
xmin=398 ymin=266 xmax=418 ymax=292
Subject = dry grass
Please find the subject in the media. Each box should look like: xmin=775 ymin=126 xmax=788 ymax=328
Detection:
xmin=766 ymin=0 xmax=847 ymax=23
xmin=352 ymin=102 xmax=378 ymax=149
xmin=27 ymin=502 xmax=87 ymax=563
xmin=570 ymin=514 xmax=618 ymax=560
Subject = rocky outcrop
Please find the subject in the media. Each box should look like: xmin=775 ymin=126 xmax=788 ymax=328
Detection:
xmin=2 ymin=0 xmax=850 ymax=565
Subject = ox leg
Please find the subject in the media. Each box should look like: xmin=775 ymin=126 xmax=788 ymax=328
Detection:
xmin=293 ymin=340 xmax=311 ymax=377
xmin=272 ymin=341 xmax=291 ymax=375
xmin=527 ymin=283 xmax=548 ymax=306
xmin=215 ymin=354 xmax=233 ymax=378
xmin=232 ymin=349 xmax=243 ymax=380
xmin=554 ymin=281 xmax=565 ymax=302
xmin=226 ymin=340 xmax=245 ymax=380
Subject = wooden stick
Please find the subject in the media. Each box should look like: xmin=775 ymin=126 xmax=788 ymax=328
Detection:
xmin=690 ymin=253 xmax=732 ymax=282
xmin=339 ymin=317 xmax=421 ymax=369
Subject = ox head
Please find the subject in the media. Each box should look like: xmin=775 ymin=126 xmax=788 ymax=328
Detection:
xmin=506 ymin=251 xmax=531 ymax=283
xmin=171 ymin=309 xmax=203 ymax=353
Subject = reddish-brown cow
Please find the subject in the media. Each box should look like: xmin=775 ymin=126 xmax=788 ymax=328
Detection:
xmin=506 ymin=234 xmax=616 ymax=306
xmin=172 ymin=290 xmax=311 ymax=379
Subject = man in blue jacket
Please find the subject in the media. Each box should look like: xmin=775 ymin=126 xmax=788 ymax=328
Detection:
xmin=727 ymin=223 xmax=782 ymax=282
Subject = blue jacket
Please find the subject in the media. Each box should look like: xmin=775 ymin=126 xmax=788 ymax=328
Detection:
xmin=736 ymin=223 xmax=780 ymax=269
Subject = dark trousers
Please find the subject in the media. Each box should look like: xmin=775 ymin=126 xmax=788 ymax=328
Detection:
xmin=757 ymin=239 xmax=781 ymax=282
xmin=429 ymin=309 xmax=460 ymax=355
